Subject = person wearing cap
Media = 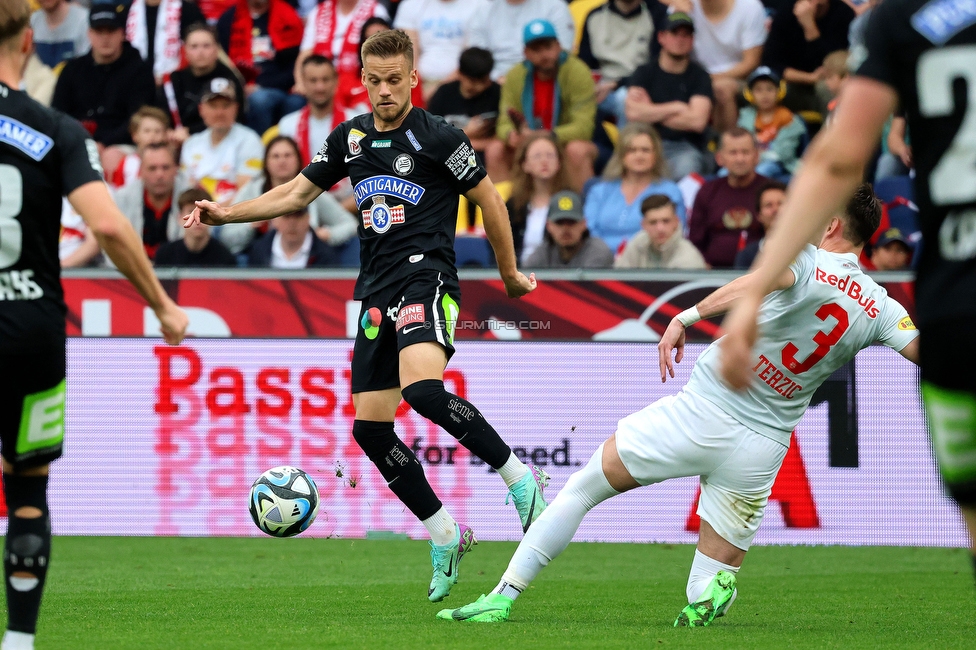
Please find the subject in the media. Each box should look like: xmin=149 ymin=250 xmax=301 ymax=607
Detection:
xmin=623 ymin=12 xmax=713 ymax=181
xmin=523 ymin=191 xmax=614 ymax=268
xmin=487 ymin=19 xmax=597 ymax=191
xmin=51 ymin=1 xmax=156 ymax=148
xmin=467 ymin=0 xmax=574 ymax=82
xmin=615 ymin=193 xmax=707 ymax=269
xmin=868 ymin=228 xmax=913 ymax=271
xmin=736 ymin=66 xmax=807 ymax=179
xmin=179 ymin=77 xmax=264 ymax=205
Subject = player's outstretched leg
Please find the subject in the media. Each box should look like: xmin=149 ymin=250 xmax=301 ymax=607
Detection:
xmin=437 ymin=441 xmax=624 ymax=622
xmin=674 ymin=570 xmax=737 ymax=628
xmin=1 ymin=472 xmax=51 ymax=650
xmin=401 ymin=379 xmax=549 ymax=531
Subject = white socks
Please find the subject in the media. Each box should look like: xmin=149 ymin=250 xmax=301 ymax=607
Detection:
xmin=491 ymin=443 xmax=619 ymax=600
xmin=1 ymin=630 xmax=34 ymax=650
xmin=686 ymin=549 xmax=740 ymax=609
xmin=422 ymin=507 xmax=457 ymax=546
xmin=497 ymin=452 xmax=530 ymax=488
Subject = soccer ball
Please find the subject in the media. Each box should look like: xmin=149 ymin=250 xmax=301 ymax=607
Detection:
xmin=248 ymin=466 xmax=320 ymax=538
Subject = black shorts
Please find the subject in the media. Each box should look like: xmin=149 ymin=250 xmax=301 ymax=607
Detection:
xmin=919 ymin=320 xmax=976 ymax=505
xmin=0 ymin=344 xmax=66 ymax=471
xmin=351 ymin=270 xmax=461 ymax=394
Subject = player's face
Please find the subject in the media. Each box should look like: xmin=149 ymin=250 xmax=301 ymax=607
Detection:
xmin=184 ymin=31 xmax=219 ymax=71
xmin=199 ymin=97 xmax=238 ymax=131
xmin=547 ymin=218 xmax=587 ymax=247
xmin=362 ymin=54 xmax=417 ymax=126
xmin=758 ymin=188 xmax=785 ymax=229
xmin=524 ymin=39 xmax=562 ymax=75
xmin=658 ymin=28 xmax=694 ymax=58
xmin=303 ymin=63 xmax=338 ymax=110
xmin=718 ymin=134 xmax=759 ymax=179
xmin=140 ymin=150 xmax=178 ymax=197
xmin=522 ymin=138 xmax=559 ymax=180
xmin=133 ymin=117 xmax=167 ymax=149
xmin=265 ymin=141 xmax=302 ymax=183
xmin=622 ymin=133 xmax=657 ymax=176
xmin=643 ymin=206 xmax=679 ymax=247
xmin=88 ymin=27 xmax=125 ymax=63
xmin=750 ymin=80 xmax=779 ymax=112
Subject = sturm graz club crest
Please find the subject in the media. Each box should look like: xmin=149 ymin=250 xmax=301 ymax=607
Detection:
xmin=362 ymin=196 xmax=405 ymax=233
xmin=393 ymin=153 xmax=414 ymax=176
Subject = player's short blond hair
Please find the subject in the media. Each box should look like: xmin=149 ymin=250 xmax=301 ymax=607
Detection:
xmin=823 ymin=50 xmax=849 ymax=77
xmin=361 ymin=29 xmax=414 ymax=68
xmin=0 ymin=0 xmax=30 ymax=49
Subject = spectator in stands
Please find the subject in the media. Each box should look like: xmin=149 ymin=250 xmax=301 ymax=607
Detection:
xmin=156 ymin=188 xmax=238 ymax=267
xmin=734 ymin=179 xmax=785 ymax=268
xmin=868 ymin=228 xmax=913 ymax=271
xmin=52 ymin=2 xmax=156 ymax=147
xmin=394 ymin=0 xmax=486 ymax=101
xmin=487 ymin=19 xmax=597 ymax=190
xmin=615 ymin=194 xmax=707 ymax=269
xmin=577 ymin=0 xmax=657 ymax=116
xmin=762 ymin=0 xmax=854 ymax=113
xmin=222 ymin=136 xmax=358 ymax=254
xmin=821 ymin=49 xmax=847 ymax=105
xmin=23 ymin=51 xmax=56 ymax=106
xmin=248 ymin=209 xmax=340 ymax=268
xmin=624 ymin=12 xmax=713 ymax=180
xmin=506 ymin=132 xmax=575 ymax=263
xmin=295 ymin=0 xmax=389 ymax=111
xmin=736 ymin=66 xmax=806 ymax=178
xmin=427 ymin=48 xmax=501 ymax=158
xmin=217 ymin=0 xmax=305 ymax=135
xmin=524 ymin=191 xmax=614 ymax=268
xmin=180 ymin=78 xmax=264 ymax=205
xmin=278 ymin=55 xmax=350 ymax=165
xmin=59 ymin=198 xmax=101 ymax=268
xmin=109 ymin=106 xmax=170 ymax=188
xmin=30 ymin=0 xmax=90 ymax=68
xmin=689 ymin=127 xmax=768 ymax=267
xmin=161 ymin=23 xmax=246 ymax=143
xmin=113 ymin=143 xmax=188 ymax=261
xmin=584 ymin=123 xmax=686 ymax=254
xmin=672 ymin=0 xmax=767 ymax=133
xmin=124 ymin=0 xmax=205 ymax=84
xmin=876 ymin=115 xmax=912 ymax=181
xmin=468 ymin=0 xmax=575 ymax=81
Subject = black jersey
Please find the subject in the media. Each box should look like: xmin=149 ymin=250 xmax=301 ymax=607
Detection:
xmin=0 ymin=82 xmax=103 ymax=352
xmin=854 ymin=0 xmax=976 ymax=326
xmin=302 ymin=107 xmax=487 ymax=299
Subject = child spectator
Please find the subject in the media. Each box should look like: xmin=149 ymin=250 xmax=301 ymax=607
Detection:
xmin=737 ymin=66 xmax=806 ymax=179
xmin=615 ymin=194 xmax=707 ymax=269
xmin=109 ymin=106 xmax=171 ymax=187
xmin=822 ymin=49 xmax=848 ymax=110
xmin=156 ymin=188 xmax=238 ymax=267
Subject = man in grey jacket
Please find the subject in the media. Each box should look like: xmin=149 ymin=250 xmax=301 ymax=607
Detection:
xmin=615 ymin=194 xmax=707 ymax=269
xmin=524 ymin=191 xmax=614 ymax=269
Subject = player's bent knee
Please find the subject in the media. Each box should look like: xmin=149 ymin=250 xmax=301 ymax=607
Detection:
xmin=400 ymin=379 xmax=448 ymax=422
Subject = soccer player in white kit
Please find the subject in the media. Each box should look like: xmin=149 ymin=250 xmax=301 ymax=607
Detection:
xmin=437 ymin=183 xmax=921 ymax=626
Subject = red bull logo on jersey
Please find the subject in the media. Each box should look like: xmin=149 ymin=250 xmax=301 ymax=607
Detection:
xmin=814 ymin=268 xmax=880 ymax=318
xmin=362 ymin=196 xmax=405 ymax=233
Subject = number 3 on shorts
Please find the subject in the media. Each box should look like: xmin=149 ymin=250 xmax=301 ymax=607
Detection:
xmin=17 ymin=379 xmax=66 ymax=456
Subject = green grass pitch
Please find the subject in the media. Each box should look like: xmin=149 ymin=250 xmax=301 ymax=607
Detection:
xmin=29 ymin=537 xmax=975 ymax=649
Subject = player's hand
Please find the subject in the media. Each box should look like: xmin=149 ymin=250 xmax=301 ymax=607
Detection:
xmin=503 ymin=271 xmax=537 ymax=299
xmin=184 ymin=200 xmax=229 ymax=228
xmin=719 ymin=295 xmax=761 ymax=391
xmin=156 ymin=301 xmax=189 ymax=346
xmin=658 ymin=318 xmax=686 ymax=383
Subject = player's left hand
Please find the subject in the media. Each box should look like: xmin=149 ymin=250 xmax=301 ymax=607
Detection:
xmin=719 ymin=295 xmax=761 ymax=390
xmin=658 ymin=318 xmax=686 ymax=382
xmin=503 ymin=271 xmax=537 ymax=299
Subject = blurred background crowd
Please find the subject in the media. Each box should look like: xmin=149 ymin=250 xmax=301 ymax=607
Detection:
xmin=34 ymin=0 xmax=917 ymax=272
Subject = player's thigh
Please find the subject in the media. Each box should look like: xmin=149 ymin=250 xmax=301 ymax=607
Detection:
xmin=352 ymin=388 xmax=403 ymax=421
xmin=920 ymin=320 xmax=976 ymax=504
xmin=395 ymin=270 xmax=459 ymax=387
xmin=0 ymin=345 xmax=66 ymax=473
xmin=350 ymin=292 xmax=401 ymax=396
xmin=699 ymin=430 xmax=789 ymax=551
xmin=613 ymin=391 xmax=745 ymax=486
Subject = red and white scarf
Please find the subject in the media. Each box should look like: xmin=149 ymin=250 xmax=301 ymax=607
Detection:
xmin=312 ymin=0 xmax=376 ymax=74
xmin=294 ymin=103 xmax=348 ymax=165
xmin=126 ymin=0 xmax=183 ymax=80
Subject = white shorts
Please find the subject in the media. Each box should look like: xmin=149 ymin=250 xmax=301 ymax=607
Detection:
xmin=615 ymin=390 xmax=789 ymax=551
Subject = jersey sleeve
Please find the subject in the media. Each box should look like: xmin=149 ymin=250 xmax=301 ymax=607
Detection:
xmin=874 ymin=296 xmax=919 ymax=351
xmin=852 ymin=1 xmax=898 ymax=87
xmin=56 ymin=114 xmax=104 ymax=194
xmin=301 ymin=124 xmax=349 ymax=191
xmin=787 ymin=244 xmax=818 ymax=288
xmin=435 ymin=122 xmax=487 ymax=193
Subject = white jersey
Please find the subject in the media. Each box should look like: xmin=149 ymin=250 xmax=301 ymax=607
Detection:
xmin=687 ymin=244 xmax=918 ymax=446
xmin=180 ymin=124 xmax=263 ymax=205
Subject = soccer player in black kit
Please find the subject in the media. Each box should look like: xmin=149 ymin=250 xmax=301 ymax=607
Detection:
xmin=186 ymin=29 xmax=548 ymax=603
xmin=0 ymin=3 xmax=189 ymax=648
xmin=720 ymin=0 xmax=976 ymax=586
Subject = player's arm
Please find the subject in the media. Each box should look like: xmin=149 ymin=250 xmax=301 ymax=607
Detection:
xmin=719 ymin=76 xmax=898 ymax=390
xmin=898 ymin=338 xmax=920 ymax=365
xmin=465 ymin=176 xmax=537 ymax=298
xmin=658 ymin=268 xmax=795 ymax=382
xmin=68 ymin=181 xmax=187 ymax=345
xmin=184 ymin=173 xmax=324 ymax=227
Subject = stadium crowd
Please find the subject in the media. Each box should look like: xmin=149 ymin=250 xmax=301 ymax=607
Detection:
xmin=37 ymin=0 xmax=919 ymax=271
